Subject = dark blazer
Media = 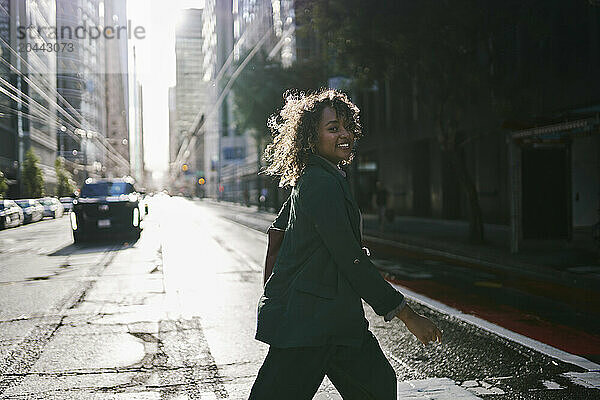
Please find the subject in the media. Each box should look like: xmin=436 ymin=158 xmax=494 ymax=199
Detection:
xmin=255 ymin=154 xmax=404 ymax=348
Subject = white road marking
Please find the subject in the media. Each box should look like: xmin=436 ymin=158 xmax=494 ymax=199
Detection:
xmin=397 ymin=378 xmax=481 ymax=399
xmin=562 ymin=372 xmax=600 ymax=389
xmin=467 ymin=386 xmax=506 ymax=395
xmin=314 ymin=393 xmax=342 ymax=400
xmin=114 ymin=393 xmax=161 ymax=399
xmin=542 ymin=380 xmax=565 ymax=390
xmin=390 ymin=282 xmax=600 ymax=372
xmin=232 ymin=213 xmax=273 ymax=228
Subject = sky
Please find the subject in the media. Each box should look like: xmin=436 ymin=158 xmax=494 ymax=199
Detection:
xmin=127 ymin=0 xmax=204 ymax=178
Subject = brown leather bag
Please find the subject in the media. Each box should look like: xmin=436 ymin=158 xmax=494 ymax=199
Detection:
xmin=263 ymin=228 xmax=285 ymax=285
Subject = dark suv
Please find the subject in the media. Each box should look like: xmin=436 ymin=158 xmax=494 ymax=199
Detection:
xmin=71 ymin=178 xmax=143 ymax=243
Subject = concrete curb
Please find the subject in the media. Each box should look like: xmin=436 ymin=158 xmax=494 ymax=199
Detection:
xmin=363 ymin=234 xmax=599 ymax=292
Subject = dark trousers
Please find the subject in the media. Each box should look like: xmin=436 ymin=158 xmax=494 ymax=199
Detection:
xmin=249 ymin=331 xmax=396 ymax=400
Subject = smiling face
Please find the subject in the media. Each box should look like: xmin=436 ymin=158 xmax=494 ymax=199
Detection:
xmin=315 ymin=107 xmax=354 ymax=165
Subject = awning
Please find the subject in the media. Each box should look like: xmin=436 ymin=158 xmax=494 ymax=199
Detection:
xmin=512 ymin=117 xmax=599 ymax=140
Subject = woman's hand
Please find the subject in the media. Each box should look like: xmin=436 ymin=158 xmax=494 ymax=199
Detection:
xmin=397 ymin=304 xmax=443 ymax=345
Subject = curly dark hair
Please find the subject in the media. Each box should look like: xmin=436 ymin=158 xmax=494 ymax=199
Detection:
xmin=263 ymin=88 xmax=362 ymax=188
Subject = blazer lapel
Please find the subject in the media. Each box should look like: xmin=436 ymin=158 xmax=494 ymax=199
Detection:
xmin=308 ymin=155 xmax=361 ymax=241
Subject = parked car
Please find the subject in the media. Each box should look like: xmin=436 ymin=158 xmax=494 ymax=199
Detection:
xmin=14 ymin=199 xmax=44 ymax=224
xmin=71 ymin=178 xmax=143 ymax=243
xmin=39 ymin=197 xmax=64 ymax=219
xmin=59 ymin=197 xmax=74 ymax=213
xmin=0 ymin=200 xmax=24 ymax=229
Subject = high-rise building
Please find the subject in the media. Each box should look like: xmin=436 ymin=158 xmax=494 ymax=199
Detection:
xmin=172 ymin=8 xmax=206 ymax=195
xmin=201 ymin=0 xmax=233 ymax=199
xmin=104 ymin=0 xmax=130 ymax=178
xmin=206 ymin=0 xmax=296 ymax=202
xmin=168 ymin=86 xmax=180 ymax=168
xmin=3 ymin=0 xmax=58 ymax=196
xmin=171 ymin=1 xmax=296 ymax=199
xmin=129 ymin=46 xmax=144 ymax=185
xmin=0 ymin=0 xmax=17 ymax=196
xmin=56 ymin=0 xmax=108 ymax=184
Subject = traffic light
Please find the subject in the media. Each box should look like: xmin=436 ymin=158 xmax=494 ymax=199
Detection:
xmin=181 ymin=164 xmax=189 ymax=172
xmin=198 ymin=177 xmax=205 ymax=185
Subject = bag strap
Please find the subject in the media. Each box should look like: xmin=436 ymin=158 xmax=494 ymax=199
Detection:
xmin=264 ymin=228 xmax=285 ymax=286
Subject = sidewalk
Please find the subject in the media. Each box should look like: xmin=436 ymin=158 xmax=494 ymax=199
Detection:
xmin=204 ymin=198 xmax=600 ymax=289
xmin=361 ymin=213 xmax=600 ymax=291
xmin=201 ymin=198 xmax=600 ymax=314
xmin=201 ymin=198 xmax=600 ymax=362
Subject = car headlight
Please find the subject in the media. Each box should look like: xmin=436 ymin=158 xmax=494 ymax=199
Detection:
xmin=70 ymin=212 xmax=78 ymax=230
xmin=132 ymin=208 xmax=139 ymax=227
xmin=0 ymin=211 xmax=5 ymax=217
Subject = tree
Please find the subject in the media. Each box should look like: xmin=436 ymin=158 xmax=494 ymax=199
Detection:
xmin=232 ymin=51 xmax=325 ymax=142
xmin=55 ymin=157 xmax=75 ymax=197
xmin=303 ymin=0 xmax=596 ymax=243
xmin=22 ymin=149 xmax=44 ymax=198
xmin=300 ymin=0 xmax=502 ymax=243
xmin=231 ymin=51 xmax=325 ymax=203
xmin=0 ymin=171 xmax=8 ymax=199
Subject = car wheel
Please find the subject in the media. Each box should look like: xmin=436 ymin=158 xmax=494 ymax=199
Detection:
xmin=130 ymin=229 xmax=141 ymax=241
xmin=73 ymin=231 xmax=86 ymax=244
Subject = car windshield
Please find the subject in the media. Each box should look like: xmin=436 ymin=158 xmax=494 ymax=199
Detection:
xmin=39 ymin=199 xmax=53 ymax=206
xmin=15 ymin=200 xmax=30 ymax=207
xmin=80 ymin=182 xmax=133 ymax=197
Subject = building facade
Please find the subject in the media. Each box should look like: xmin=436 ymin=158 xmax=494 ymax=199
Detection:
xmin=56 ymin=0 xmax=107 ymax=185
xmin=341 ymin=1 xmax=600 ymax=253
xmin=103 ymin=0 xmax=130 ymax=178
xmin=168 ymin=86 xmax=177 ymax=165
xmin=129 ymin=46 xmax=144 ymax=185
xmin=3 ymin=0 xmax=58 ymax=197
xmin=170 ymin=8 xmax=206 ymax=196
xmin=0 ymin=0 xmax=17 ymax=196
xmin=200 ymin=0 xmax=232 ymax=199
xmin=200 ymin=0 xmax=295 ymax=202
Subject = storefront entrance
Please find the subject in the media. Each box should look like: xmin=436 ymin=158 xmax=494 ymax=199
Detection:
xmin=521 ymin=146 xmax=569 ymax=239
xmin=412 ymin=140 xmax=431 ymax=217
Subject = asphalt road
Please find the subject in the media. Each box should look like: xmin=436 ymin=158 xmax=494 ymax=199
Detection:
xmin=0 ymin=195 xmax=598 ymax=399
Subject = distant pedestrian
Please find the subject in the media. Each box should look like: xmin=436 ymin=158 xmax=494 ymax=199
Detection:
xmin=243 ymin=188 xmax=250 ymax=207
xmin=373 ymin=181 xmax=389 ymax=232
xmin=259 ymin=187 xmax=268 ymax=210
xmin=250 ymin=89 xmax=442 ymax=399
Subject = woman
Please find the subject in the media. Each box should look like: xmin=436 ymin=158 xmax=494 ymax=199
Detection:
xmin=250 ymin=89 xmax=442 ymax=399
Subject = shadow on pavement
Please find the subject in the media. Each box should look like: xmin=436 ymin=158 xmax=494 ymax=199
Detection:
xmin=48 ymin=237 xmax=138 ymax=256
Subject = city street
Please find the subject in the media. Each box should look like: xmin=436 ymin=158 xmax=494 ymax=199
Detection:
xmin=0 ymin=195 xmax=598 ymax=399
